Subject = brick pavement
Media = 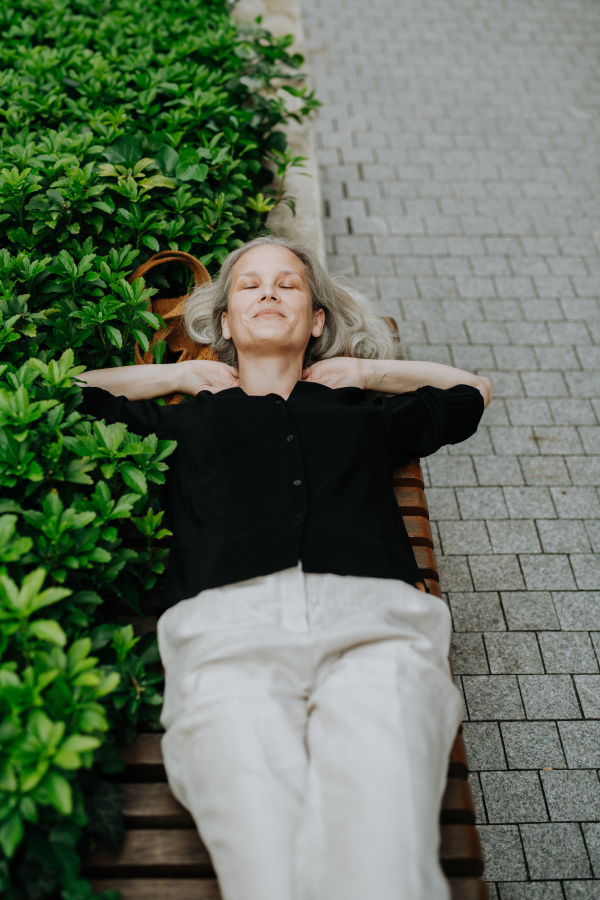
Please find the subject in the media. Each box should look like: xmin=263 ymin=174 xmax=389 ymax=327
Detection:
xmin=299 ymin=0 xmax=600 ymax=894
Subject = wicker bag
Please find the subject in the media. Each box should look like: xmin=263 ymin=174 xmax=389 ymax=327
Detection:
xmin=130 ymin=250 xmax=219 ymax=403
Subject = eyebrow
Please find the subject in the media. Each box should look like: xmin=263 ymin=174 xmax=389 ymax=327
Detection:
xmin=236 ymin=270 xmax=303 ymax=279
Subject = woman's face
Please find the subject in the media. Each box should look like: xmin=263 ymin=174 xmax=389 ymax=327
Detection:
xmin=222 ymin=245 xmax=325 ymax=358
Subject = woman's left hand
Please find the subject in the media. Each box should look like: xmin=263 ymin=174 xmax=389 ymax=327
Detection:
xmin=302 ymin=357 xmax=368 ymax=390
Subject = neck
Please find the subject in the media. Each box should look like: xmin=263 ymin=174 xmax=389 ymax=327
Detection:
xmin=237 ymin=352 xmax=304 ymax=399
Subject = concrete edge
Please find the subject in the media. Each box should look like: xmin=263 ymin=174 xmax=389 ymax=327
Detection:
xmin=232 ymin=0 xmax=326 ymax=263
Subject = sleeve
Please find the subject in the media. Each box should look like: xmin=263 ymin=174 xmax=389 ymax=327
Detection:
xmin=381 ymin=383 xmax=485 ymax=462
xmin=78 ymin=385 xmax=175 ymax=437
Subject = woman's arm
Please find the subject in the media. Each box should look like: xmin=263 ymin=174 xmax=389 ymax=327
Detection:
xmin=363 ymin=360 xmax=493 ymax=408
xmin=302 ymin=358 xmax=493 ymax=408
xmin=77 ymin=360 xmax=240 ymax=401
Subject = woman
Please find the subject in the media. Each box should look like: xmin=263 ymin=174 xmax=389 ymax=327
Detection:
xmin=79 ymin=236 xmax=492 ymax=900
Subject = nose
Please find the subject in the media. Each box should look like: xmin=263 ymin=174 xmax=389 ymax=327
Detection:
xmin=259 ymin=284 xmax=280 ymax=302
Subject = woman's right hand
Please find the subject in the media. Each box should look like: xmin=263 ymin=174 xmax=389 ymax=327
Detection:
xmin=178 ymin=360 xmax=240 ymax=396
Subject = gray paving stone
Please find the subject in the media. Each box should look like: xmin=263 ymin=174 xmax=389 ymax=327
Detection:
xmin=518 ymin=675 xmax=581 ymax=720
xmin=533 ymin=427 xmax=585 ymax=456
xmin=519 ymin=555 xmax=576 ymax=591
xmin=571 ymin=554 xmax=600 ymax=591
xmin=469 ymin=555 xmax=526 ymax=592
xmin=456 ymin=487 xmax=508 ymax=520
xmin=490 ymin=427 xmax=540 ymax=457
xmin=519 ymin=298 xmax=563 ymax=321
xmin=477 ymin=825 xmax=527 ymax=882
xmin=538 ymin=633 xmax=599 ymax=675
xmin=439 ymin=520 xmax=492 ymax=555
xmin=427 ymin=455 xmax=477 ymax=486
xmin=520 ymin=823 xmax=591 ymax=879
xmin=453 ymin=675 xmax=468 ymax=721
xmin=553 ymin=592 xmax=600 ymax=630
xmin=498 ymin=884 xmax=563 ymax=900
xmin=550 ymin=487 xmax=600 ymax=520
xmin=475 ymin=456 xmax=525 ymax=486
xmin=468 ymin=771 xmax=487 ymax=823
xmin=541 ymin=770 xmax=600 ymax=822
xmin=535 ymin=345 xmax=582 ymax=370
xmin=493 ymin=346 xmax=538 ymax=370
xmin=481 ymin=771 xmax=547 ymax=824
xmin=488 ymin=521 xmax=542 ymax=555
xmin=501 ymin=722 xmax=566 ymax=770
xmin=506 ymin=400 xmax=554 ymax=427
xmin=558 ymin=723 xmax=600 ymax=768
xmin=566 ymin=457 xmax=600 ymax=486
xmin=463 ymin=722 xmax=507 ymax=771
xmin=463 ymin=676 xmax=525 ymax=721
xmin=451 ymin=345 xmax=496 ymax=371
xmin=467 ymin=322 xmax=511 ymax=345
xmin=574 ymin=676 xmax=600 ymax=719
xmin=582 ymin=823 xmax=600 ymax=879
xmin=536 ymin=521 xmax=592 ymax=554
xmin=506 ymin=324 xmax=552 ymax=348
xmin=566 ymin=372 xmax=600 ymax=398
xmin=549 ymin=399 xmax=598 ymax=426
xmin=482 ymin=371 xmax=525 ymax=399
xmin=500 ymin=592 xmax=561 ymax=632
xmin=520 ymin=456 xmax=571 ymax=486
xmin=437 ymin=556 xmax=474 ymax=592
xmin=577 ymin=341 xmax=600 ymax=369
xmin=485 ymin=633 xmax=545 ymax=675
xmin=450 ymin=632 xmax=489 ymax=675
xmin=503 ymin=487 xmax=557 ymax=520
xmin=480 ymin=398 xmax=510 ymax=426
xmin=449 ymin=591 xmax=506 ymax=632
xmin=563 ymin=881 xmax=600 ymax=900
xmin=424 ymin=487 xmax=460 ymax=520
xmin=521 ymin=372 xmax=569 ymax=398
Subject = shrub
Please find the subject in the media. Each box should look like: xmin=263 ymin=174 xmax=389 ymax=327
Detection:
xmin=0 ymin=0 xmax=316 ymax=895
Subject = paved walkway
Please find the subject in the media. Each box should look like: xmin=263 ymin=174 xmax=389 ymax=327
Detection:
xmin=299 ymin=0 xmax=600 ymax=895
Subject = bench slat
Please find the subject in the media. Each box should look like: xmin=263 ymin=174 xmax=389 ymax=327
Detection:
xmin=116 ymin=732 xmax=469 ymax=781
xmin=85 ymin=825 xmax=482 ymax=876
xmin=90 ymin=881 xmax=221 ymax=899
xmin=90 ymin=876 xmax=489 ymax=900
xmin=393 ymin=485 xmax=429 ymax=518
xmin=392 ymin=460 xmax=424 ymax=488
xmin=403 ymin=515 xmax=434 ymax=548
xmin=118 ymin=776 xmax=474 ymax=829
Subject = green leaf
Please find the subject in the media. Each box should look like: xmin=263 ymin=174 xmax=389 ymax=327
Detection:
xmin=44 ymin=771 xmax=73 ymax=815
xmin=28 ymin=619 xmax=67 ymax=646
xmin=151 ymin=338 xmax=167 ymax=364
xmin=0 ymin=811 xmax=24 ymax=858
xmin=141 ymin=234 xmax=160 ymax=252
xmin=120 ymin=464 xmax=147 ymax=494
xmin=105 ymin=324 xmax=124 ymax=349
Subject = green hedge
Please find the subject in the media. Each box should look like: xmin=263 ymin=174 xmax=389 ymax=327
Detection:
xmin=0 ymin=1 xmax=316 ymax=896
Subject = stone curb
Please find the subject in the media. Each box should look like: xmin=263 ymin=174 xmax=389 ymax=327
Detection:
xmin=232 ymin=0 xmax=326 ymax=262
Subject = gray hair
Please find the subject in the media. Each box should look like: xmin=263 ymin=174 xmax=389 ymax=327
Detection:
xmin=183 ymin=235 xmax=403 ymax=367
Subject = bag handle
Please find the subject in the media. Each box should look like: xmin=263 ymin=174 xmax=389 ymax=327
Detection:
xmin=128 ymin=250 xmax=211 ymax=290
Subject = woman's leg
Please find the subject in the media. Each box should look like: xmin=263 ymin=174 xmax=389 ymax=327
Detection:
xmin=157 ymin=571 xmax=313 ymax=900
xmin=294 ymin=577 xmax=463 ymax=900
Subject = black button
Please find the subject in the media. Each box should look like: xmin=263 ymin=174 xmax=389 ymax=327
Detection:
xmin=274 ymin=399 xmax=283 ymax=405
xmin=286 ymin=434 xmax=294 ymax=442
xmin=293 ymin=479 xmax=302 ymax=486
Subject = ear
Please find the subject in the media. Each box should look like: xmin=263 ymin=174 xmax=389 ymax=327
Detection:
xmin=311 ymin=308 xmax=325 ymax=338
xmin=221 ymin=311 xmax=231 ymax=340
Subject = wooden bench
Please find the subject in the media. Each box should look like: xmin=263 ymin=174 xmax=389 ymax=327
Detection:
xmin=85 ymin=459 xmax=488 ymax=900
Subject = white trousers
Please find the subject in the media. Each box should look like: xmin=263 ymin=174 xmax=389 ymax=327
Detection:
xmin=157 ymin=564 xmax=463 ymax=900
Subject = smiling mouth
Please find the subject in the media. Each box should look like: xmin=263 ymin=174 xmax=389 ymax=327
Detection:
xmin=254 ymin=311 xmax=285 ymax=317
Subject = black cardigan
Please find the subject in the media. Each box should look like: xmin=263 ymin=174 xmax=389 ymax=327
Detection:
xmin=80 ymin=381 xmax=484 ymax=614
